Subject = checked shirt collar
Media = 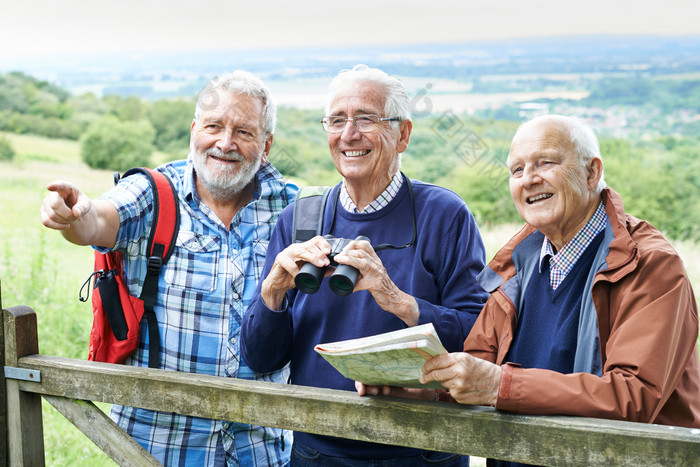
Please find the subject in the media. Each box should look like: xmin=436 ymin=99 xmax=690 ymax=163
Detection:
xmin=339 ymin=171 xmax=403 ymax=214
xmin=539 ymin=200 xmax=607 ymax=290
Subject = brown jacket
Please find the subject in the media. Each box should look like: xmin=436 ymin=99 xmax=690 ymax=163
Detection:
xmin=464 ymin=188 xmax=700 ymax=427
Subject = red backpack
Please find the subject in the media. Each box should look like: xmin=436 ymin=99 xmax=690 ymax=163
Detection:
xmin=80 ymin=168 xmax=180 ymax=368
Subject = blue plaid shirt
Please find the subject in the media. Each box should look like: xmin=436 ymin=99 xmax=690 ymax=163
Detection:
xmin=97 ymin=158 xmax=298 ymax=466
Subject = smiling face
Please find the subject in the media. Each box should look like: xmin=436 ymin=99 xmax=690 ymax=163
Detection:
xmin=190 ymin=90 xmax=272 ymax=202
xmin=507 ymin=118 xmax=603 ymax=250
xmin=326 ymin=80 xmax=411 ymax=206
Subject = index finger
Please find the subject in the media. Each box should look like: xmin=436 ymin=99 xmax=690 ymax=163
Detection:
xmin=421 ymin=352 xmax=453 ymax=375
xmin=308 ymin=235 xmax=332 ymax=254
xmin=297 ymin=235 xmax=333 ymax=265
xmin=46 ymin=181 xmax=79 ymax=206
xmin=348 ymin=236 xmax=373 ymax=252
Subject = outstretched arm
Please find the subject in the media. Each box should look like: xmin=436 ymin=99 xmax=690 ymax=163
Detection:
xmin=40 ymin=180 xmax=119 ymax=248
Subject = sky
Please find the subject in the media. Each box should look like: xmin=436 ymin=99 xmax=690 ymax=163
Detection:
xmin=1 ymin=0 xmax=699 ymax=63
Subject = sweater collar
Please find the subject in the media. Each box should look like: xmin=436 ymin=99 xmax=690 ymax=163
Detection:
xmin=339 ymin=171 xmax=403 ymax=214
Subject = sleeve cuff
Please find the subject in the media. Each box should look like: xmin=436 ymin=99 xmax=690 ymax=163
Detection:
xmin=265 ymin=294 xmax=290 ymax=313
xmin=498 ymin=362 xmax=519 ymax=402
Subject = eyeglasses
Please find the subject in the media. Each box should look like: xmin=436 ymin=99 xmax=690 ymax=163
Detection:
xmin=320 ymin=114 xmax=402 ymax=133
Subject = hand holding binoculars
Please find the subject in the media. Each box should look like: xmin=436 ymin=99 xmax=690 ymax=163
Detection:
xmin=295 ymin=235 xmax=370 ymax=296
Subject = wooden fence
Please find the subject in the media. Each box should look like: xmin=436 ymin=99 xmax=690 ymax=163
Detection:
xmin=2 ymin=301 xmax=699 ymax=466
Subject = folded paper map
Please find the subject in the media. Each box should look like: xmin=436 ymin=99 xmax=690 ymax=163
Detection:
xmin=314 ymin=323 xmax=447 ymax=389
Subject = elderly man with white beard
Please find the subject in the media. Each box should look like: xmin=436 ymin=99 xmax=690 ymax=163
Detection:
xmin=40 ymin=71 xmax=298 ymax=466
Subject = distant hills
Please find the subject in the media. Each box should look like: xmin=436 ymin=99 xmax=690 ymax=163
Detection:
xmin=3 ymin=35 xmax=699 ymax=101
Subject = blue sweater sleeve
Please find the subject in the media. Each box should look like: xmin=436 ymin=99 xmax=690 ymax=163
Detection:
xmin=241 ymin=206 xmax=296 ymax=373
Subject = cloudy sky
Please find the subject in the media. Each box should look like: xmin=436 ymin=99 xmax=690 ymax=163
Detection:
xmin=1 ymin=0 xmax=698 ymax=61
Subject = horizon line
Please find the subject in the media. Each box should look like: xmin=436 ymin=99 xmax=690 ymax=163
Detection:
xmin=2 ymin=33 xmax=699 ymax=62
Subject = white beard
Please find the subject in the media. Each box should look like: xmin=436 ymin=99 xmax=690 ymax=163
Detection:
xmin=191 ymin=147 xmax=263 ymax=201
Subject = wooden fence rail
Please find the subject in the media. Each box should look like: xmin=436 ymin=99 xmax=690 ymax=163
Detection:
xmin=3 ymin=303 xmax=700 ymax=466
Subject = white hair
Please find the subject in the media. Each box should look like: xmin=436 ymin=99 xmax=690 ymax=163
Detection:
xmin=515 ymin=114 xmax=606 ymax=192
xmin=325 ymin=64 xmax=412 ymax=125
xmin=194 ymin=70 xmax=276 ymax=136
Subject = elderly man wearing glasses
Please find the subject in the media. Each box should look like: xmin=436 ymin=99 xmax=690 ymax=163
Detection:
xmin=241 ymin=65 xmax=488 ymax=465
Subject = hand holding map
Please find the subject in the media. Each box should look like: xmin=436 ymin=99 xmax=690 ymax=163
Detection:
xmin=314 ymin=323 xmax=447 ymax=389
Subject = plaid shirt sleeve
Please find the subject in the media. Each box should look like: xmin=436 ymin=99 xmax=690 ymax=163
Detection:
xmin=101 ymin=160 xmax=298 ymax=466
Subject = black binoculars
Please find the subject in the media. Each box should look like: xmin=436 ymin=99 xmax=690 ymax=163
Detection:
xmin=295 ymin=235 xmax=370 ymax=296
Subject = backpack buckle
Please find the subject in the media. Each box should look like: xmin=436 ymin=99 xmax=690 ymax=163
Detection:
xmin=147 ymin=256 xmax=163 ymax=273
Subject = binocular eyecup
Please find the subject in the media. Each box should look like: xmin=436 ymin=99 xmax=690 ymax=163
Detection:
xmin=295 ymin=235 xmax=370 ymax=296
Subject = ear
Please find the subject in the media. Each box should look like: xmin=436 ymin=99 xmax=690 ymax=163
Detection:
xmin=190 ymin=119 xmax=197 ymax=137
xmin=261 ymin=133 xmax=273 ymax=163
xmin=587 ymin=157 xmax=603 ymax=190
xmin=396 ymin=120 xmax=412 ymax=154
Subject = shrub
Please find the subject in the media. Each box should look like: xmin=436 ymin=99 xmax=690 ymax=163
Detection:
xmin=0 ymin=135 xmax=15 ymax=161
xmin=80 ymin=115 xmax=155 ymax=171
xmin=148 ymin=99 xmax=194 ymax=152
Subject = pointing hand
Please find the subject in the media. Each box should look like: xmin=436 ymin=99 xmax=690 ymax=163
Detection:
xmin=40 ymin=181 xmax=92 ymax=230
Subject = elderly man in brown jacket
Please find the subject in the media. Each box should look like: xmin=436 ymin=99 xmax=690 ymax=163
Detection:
xmin=358 ymin=114 xmax=700 ymax=431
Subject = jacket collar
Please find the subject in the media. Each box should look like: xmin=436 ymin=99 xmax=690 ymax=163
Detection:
xmin=597 ymin=187 xmax=638 ymax=281
xmin=481 ymin=187 xmax=639 ymax=289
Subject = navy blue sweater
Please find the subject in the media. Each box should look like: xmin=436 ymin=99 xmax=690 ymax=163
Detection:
xmin=241 ymin=178 xmax=488 ymax=458
xmin=506 ymin=231 xmax=605 ymax=374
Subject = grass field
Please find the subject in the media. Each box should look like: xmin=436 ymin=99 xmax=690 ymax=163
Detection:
xmin=1 ymin=132 xmax=698 ymax=465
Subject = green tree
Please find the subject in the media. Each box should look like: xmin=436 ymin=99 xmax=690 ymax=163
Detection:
xmin=602 ymin=137 xmax=700 ymax=241
xmin=0 ymin=135 xmax=15 ymax=161
xmin=80 ymin=115 xmax=155 ymax=171
xmin=116 ymin=96 xmax=147 ymax=121
xmin=437 ymin=146 xmax=520 ymax=227
xmin=0 ymin=76 xmax=29 ymax=112
xmin=148 ymin=99 xmax=194 ymax=154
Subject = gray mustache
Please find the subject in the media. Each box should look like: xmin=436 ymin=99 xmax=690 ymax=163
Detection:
xmin=204 ymin=149 xmax=245 ymax=162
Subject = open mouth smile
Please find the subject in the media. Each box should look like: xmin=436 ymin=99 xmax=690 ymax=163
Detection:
xmin=343 ymin=150 xmax=371 ymax=158
xmin=527 ymin=193 xmax=553 ymax=204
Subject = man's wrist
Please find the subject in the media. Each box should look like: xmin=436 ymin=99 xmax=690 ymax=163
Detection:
xmin=392 ymin=291 xmax=419 ymax=326
xmin=372 ymin=278 xmax=419 ymax=326
xmin=261 ymin=281 xmax=286 ymax=311
xmin=489 ymin=364 xmax=503 ymax=406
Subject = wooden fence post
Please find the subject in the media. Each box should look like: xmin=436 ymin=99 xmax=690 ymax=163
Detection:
xmin=0 ymin=281 xmax=7 ymax=467
xmin=4 ymin=304 xmax=45 ymax=467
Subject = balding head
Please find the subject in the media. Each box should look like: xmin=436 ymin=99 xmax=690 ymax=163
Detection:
xmin=507 ymin=114 xmax=606 ymax=250
xmin=512 ymin=115 xmax=606 ymax=192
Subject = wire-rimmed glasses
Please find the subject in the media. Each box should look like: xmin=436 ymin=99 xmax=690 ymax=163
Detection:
xmin=320 ymin=114 xmax=401 ymax=133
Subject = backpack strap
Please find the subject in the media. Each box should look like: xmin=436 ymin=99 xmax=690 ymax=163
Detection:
xmin=120 ymin=167 xmax=180 ymax=368
xmin=292 ymin=186 xmax=331 ymax=243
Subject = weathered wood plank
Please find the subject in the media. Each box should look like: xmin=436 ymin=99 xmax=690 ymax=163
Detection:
xmin=42 ymin=395 xmax=161 ymax=467
xmin=18 ymin=354 xmax=700 ymax=466
xmin=0 ymin=283 xmax=8 ymax=467
xmin=4 ymin=306 xmax=45 ymax=467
